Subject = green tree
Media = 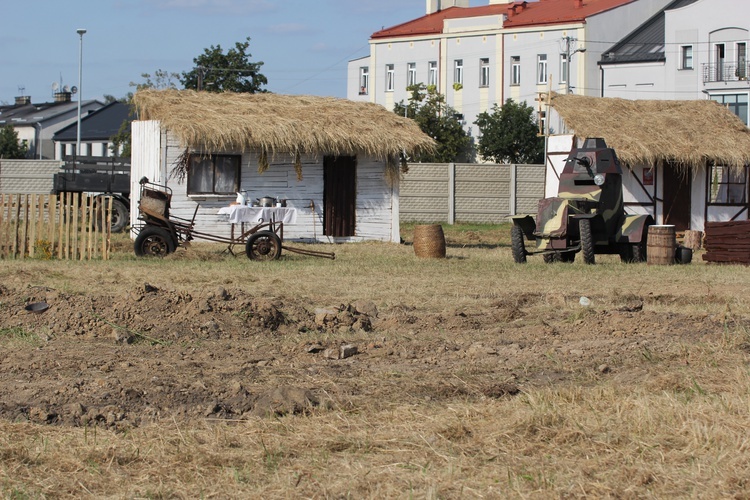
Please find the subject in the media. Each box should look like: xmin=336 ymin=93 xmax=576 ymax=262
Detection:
xmin=0 ymin=125 xmax=29 ymax=159
xmin=474 ymin=99 xmax=544 ymax=164
xmin=130 ymin=69 xmax=181 ymax=93
xmin=180 ymin=37 xmax=267 ymax=93
xmin=394 ymin=84 xmax=471 ymax=163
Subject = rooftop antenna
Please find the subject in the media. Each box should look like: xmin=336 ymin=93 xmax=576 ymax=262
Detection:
xmin=17 ymin=86 xmax=26 ymax=96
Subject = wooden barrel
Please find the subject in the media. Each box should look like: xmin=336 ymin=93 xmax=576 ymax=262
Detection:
xmin=647 ymin=225 xmax=676 ymax=265
xmin=413 ymin=224 xmax=446 ymax=258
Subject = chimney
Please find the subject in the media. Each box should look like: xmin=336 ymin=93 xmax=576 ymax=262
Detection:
xmin=14 ymin=96 xmax=31 ymax=106
xmin=426 ymin=0 xmax=470 ymax=15
xmin=507 ymin=1 xmax=528 ymax=18
xmin=575 ymin=0 xmax=583 ymax=7
xmin=54 ymin=91 xmax=72 ymax=103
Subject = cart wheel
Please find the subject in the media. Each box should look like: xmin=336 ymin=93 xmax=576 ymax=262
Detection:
xmin=246 ymin=231 xmax=282 ymax=261
xmin=134 ymin=226 xmax=176 ymax=257
xmin=510 ymin=225 xmax=527 ymax=264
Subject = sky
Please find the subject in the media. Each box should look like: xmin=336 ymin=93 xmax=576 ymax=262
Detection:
xmin=0 ymin=0 xmax=482 ymax=105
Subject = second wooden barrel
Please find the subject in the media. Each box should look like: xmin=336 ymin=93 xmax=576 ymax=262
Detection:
xmin=413 ymin=224 xmax=446 ymax=258
xmin=647 ymin=225 xmax=676 ymax=265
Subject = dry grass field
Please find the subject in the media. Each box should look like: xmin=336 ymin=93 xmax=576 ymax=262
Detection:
xmin=1 ymin=223 xmax=749 ymax=498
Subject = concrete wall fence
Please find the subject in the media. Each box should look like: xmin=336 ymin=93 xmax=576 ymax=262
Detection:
xmin=400 ymin=163 xmax=545 ymax=224
xmin=0 ymin=159 xmax=61 ymax=194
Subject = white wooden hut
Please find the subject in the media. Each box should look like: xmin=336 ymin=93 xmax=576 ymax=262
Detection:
xmin=130 ymin=90 xmax=434 ymax=243
xmin=544 ymin=93 xmax=750 ymax=232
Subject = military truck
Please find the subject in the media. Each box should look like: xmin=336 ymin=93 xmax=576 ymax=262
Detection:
xmin=52 ymin=156 xmax=130 ymax=233
xmin=510 ymin=138 xmax=653 ymax=264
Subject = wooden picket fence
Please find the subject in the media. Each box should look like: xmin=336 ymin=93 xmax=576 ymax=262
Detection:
xmin=0 ymin=193 xmax=113 ymax=260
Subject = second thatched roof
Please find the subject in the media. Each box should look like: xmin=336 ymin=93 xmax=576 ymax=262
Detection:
xmin=132 ymin=89 xmax=435 ymax=159
xmin=547 ymin=92 xmax=750 ymax=169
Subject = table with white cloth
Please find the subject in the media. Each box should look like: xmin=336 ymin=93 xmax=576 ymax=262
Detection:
xmin=217 ymin=205 xmax=298 ymax=224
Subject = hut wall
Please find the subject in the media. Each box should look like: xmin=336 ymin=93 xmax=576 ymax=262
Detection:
xmin=134 ymin=127 xmax=396 ymax=243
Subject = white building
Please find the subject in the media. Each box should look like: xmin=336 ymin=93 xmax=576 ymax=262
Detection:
xmin=348 ymin=0 xmax=672 ymax=142
xmin=600 ymin=0 xmax=749 ymax=125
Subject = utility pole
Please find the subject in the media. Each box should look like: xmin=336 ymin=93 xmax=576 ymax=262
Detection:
xmin=563 ymin=36 xmax=586 ymax=95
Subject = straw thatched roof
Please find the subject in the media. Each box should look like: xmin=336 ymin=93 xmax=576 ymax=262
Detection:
xmin=133 ymin=89 xmax=435 ymax=160
xmin=546 ymin=92 xmax=750 ymax=169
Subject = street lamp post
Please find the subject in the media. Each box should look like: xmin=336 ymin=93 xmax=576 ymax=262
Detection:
xmin=76 ymin=28 xmax=87 ymax=158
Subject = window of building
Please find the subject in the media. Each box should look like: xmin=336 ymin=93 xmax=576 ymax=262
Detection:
xmin=428 ymin=61 xmax=438 ymax=87
xmin=511 ymin=56 xmax=520 ymax=86
xmin=716 ymin=43 xmax=726 ymax=81
xmin=738 ymin=42 xmax=747 ymax=79
xmin=359 ymin=67 xmax=369 ymax=95
xmin=681 ymin=45 xmax=693 ymax=70
xmin=711 ymin=93 xmax=749 ymax=124
xmin=560 ymin=53 xmax=569 ymax=83
xmin=187 ymin=154 xmax=241 ymax=195
xmin=709 ymin=165 xmax=747 ymax=204
xmin=386 ymin=64 xmax=395 ymax=92
xmin=454 ymin=59 xmax=464 ymax=85
xmin=537 ymin=54 xmax=548 ymax=84
xmin=479 ymin=58 xmax=490 ymax=87
xmin=407 ymin=62 xmax=417 ymax=87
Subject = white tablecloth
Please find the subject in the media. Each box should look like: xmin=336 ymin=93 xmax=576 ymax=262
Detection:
xmin=218 ymin=206 xmax=297 ymax=224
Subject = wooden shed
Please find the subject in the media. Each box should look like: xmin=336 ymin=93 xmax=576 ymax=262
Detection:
xmin=130 ymin=89 xmax=434 ymax=243
xmin=544 ymin=92 xmax=750 ymax=232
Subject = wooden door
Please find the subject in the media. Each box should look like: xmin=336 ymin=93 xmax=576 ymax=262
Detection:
xmin=324 ymin=156 xmax=356 ymax=237
xmin=663 ymin=162 xmax=692 ymax=231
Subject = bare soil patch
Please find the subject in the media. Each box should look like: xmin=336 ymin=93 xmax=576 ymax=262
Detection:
xmin=1 ymin=227 xmax=749 ymax=498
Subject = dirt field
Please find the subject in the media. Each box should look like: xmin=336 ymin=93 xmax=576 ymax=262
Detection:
xmin=1 ymin=225 xmax=749 ymax=498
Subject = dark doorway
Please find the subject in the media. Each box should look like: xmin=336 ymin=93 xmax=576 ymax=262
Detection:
xmin=663 ymin=162 xmax=692 ymax=231
xmin=324 ymin=156 xmax=356 ymax=237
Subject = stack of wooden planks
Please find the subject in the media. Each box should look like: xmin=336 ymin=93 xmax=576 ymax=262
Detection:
xmin=702 ymin=220 xmax=750 ymax=264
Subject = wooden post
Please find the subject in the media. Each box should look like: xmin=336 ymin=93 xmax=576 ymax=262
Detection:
xmin=79 ymin=195 xmax=88 ymax=261
xmin=29 ymin=194 xmax=37 ymax=258
xmin=57 ymin=194 xmax=64 ymax=259
xmin=12 ymin=194 xmax=20 ymax=258
xmin=105 ymin=196 xmax=113 ymax=260
xmin=0 ymin=194 xmax=5 ymax=258
xmin=683 ymin=229 xmax=703 ymax=251
xmin=47 ymin=194 xmax=56 ymax=260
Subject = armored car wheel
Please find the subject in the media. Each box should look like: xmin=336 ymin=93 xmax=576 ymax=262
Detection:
xmin=619 ymin=224 xmax=650 ymax=263
xmin=510 ymin=225 xmax=527 ymax=263
xmin=246 ymin=231 xmax=282 ymax=261
xmin=579 ymin=219 xmax=595 ymax=265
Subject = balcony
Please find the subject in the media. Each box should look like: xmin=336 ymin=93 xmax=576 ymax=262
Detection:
xmin=703 ymin=63 xmax=750 ymax=83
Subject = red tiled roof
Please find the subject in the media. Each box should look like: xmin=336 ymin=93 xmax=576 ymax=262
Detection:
xmin=371 ymin=5 xmax=507 ymax=39
xmin=370 ymin=0 xmax=635 ymax=39
xmin=504 ymin=0 xmax=634 ymax=28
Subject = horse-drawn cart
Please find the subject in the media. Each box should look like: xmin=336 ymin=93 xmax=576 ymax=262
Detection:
xmin=133 ymin=177 xmax=335 ymax=260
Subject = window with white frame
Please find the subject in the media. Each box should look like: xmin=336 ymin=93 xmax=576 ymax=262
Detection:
xmin=709 ymin=165 xmax=747 ymax=204
xmin=428 ymin=61 xmax=438 ymax=87
xmin=386 ymin=64 xmax=395 ymax=92
xmin=454 ymin=59 xmax=463 ymax=85
xmin=680 ymin=45 xmax=693 ymax=70
xmin=711 ymin=93 xmax=748 ymax=124
xmin=187 ymin=154 xmax=241 ymax=195
xmin=537 ymin=54 xmax=548 ymax=84
xmin=359 ymin=67 xmax=369 ymax=95
xmin=511 ymin=56 xmax=520 ymax=86
xmin=407 ymin=62 xmax=417 ymax=86
xmin=560 ymin=53 xmax=569 ymax=83
xmin=479 ymin=58 xmax=490 ymax=87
